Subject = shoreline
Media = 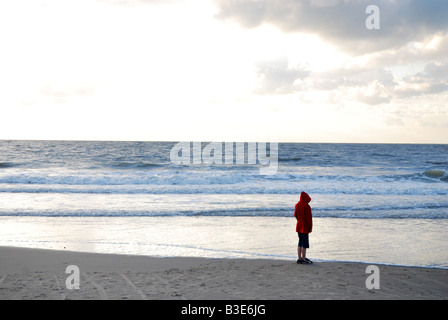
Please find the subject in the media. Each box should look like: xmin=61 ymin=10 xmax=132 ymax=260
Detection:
xmin=1 ymin=246 xmax=447 ymax=300
xmin=2 ymin=216 xmax=447 ymax=269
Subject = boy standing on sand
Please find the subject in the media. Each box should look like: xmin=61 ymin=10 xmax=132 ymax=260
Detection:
xmin=294 ymin=191 xmax=313 ymax=264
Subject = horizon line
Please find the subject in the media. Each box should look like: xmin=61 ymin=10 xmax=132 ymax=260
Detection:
xmin=0 ymin=138 xmax=446 ymax=145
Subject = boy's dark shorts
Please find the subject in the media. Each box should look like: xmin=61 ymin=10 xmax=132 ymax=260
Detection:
xmin=298 ymin=232 xmax=309 ymax=248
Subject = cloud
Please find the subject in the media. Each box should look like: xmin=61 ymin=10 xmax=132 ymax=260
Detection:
xmin=314 ymin=65 xmax=395 ymax=89
xmin=253 ymin=55 xmax=448 ymax=106
xmin=253 ymin=56 xmax=396 ymax=103
xmin=355 ymin=80 xmax=392 ymax=105
xmin=394 ymin=62 xmax=448 ymax=98
xmin=367 ymin=33 xmax=448 ymax=69
xmin=214 ymin=0 xmax=448 ymax=54
xmin=416 ymin=61 xmax=448 ymax=80
xmin=325 ymin=61 xmax=448 ymax=104
xmin=315 ymin=66 xmax=398 ymax=105
xmin=254 ymin=56 xmax=309 ymax=94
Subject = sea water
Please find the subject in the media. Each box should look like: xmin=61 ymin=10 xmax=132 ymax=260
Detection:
xmin=0 ymin=141 xmax=447 ymax=268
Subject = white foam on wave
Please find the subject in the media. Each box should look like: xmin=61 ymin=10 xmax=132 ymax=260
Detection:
xmin=0 ymin=168 xmax=447 ymax=196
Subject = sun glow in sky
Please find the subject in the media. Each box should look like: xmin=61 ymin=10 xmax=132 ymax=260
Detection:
xmin=0 ymin=0 xmax=447 ymax=143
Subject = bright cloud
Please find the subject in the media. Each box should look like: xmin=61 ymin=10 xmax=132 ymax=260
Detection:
xmin=0 ymin=0 xmax=447 ymax=143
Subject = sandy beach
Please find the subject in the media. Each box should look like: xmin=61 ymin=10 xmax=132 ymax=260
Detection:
xmin=1 ymin=246 xmax=447 ymax=300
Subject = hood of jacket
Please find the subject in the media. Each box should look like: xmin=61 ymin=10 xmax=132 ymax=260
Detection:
xmin=299 ymin=191 xmax=311 ymax=204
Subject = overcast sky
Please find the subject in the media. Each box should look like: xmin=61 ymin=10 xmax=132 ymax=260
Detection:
xmin=0 ymin=0 xmax=447 ymax=143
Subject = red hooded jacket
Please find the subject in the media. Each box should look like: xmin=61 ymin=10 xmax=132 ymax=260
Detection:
xmin=294 ymin=191 xmax=313 ymax=234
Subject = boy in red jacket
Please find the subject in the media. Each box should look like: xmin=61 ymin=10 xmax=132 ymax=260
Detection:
xmin=294 ymin=191 xmax=313 ymax=264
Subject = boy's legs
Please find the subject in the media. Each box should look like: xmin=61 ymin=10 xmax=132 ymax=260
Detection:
xmin=298 ymin=233 xmax=308 ymax=260
xmin=298 ymin=246 xmax=306 ymax=260
xmin=297 ymin=232 xmax=311 ymax=262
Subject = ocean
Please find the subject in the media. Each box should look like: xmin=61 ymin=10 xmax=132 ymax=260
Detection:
xmin=1 ymin=140 xmax=447 ymax=268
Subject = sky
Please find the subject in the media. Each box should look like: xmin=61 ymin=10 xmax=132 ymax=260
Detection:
xmin=0 ymin=0 xmax=447 ymax=143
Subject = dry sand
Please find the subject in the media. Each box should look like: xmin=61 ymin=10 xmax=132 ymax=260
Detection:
xmin=1 ymin=246 xmax=447 ymax=300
